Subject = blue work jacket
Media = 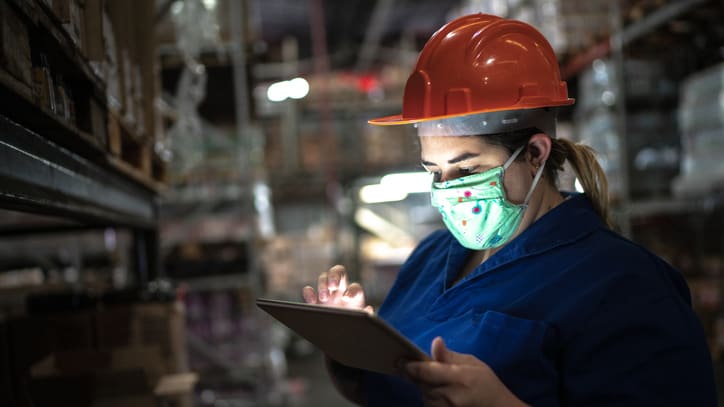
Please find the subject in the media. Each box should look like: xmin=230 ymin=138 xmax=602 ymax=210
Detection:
xmin=364 ymin=194 xmax=717 ymax=406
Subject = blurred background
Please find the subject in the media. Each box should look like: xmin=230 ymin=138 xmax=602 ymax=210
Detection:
xmin=0 ymin=0 xmax=722 ymax=406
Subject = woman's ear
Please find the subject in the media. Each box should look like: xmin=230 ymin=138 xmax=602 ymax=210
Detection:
xmin=526 ymin=133 xmax=552 ymax=172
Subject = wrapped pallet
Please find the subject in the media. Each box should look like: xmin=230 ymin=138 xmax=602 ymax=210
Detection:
xmin=672 ymin=63 xmax=724 ymax=197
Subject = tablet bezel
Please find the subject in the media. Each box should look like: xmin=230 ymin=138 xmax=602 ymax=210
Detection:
xmin=256 ymin=298 xmax=430 ymax=376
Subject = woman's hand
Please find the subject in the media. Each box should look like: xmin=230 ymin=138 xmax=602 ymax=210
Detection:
xmin=404 ymin=337 xmax=529 ymax=407
xmin=302 ymin=264 xmax=373 ymax=313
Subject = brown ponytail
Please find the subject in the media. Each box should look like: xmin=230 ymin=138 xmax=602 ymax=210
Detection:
xmin=482 ymin=127 xmax=615 ymax=229
xmin=549 ymin=138 xmax=614 ymax=229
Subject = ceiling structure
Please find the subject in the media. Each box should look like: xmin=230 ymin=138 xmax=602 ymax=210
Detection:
xmin=156 ymin=0 xmax=722 ymax=104
xmin=154 ymin=0 xmax=723 ymax=202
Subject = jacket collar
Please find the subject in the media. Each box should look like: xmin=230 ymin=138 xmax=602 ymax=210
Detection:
xmin=444 ymin=193 xmax=605 ymax=286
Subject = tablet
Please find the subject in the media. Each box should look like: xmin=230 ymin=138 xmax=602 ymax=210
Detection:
xmin=256 ymin=298 xmax=430 ymax=375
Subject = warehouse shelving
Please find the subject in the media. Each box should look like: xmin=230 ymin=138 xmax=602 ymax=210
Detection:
xmin=0 ymin=116 xmax=156 ymax=227
xmin=0 ymin=0 xmax=163 ymax=284
xmin=0 ymin=1 xmax=184 ymax=405
xmin=0 ymin=114 xmax=160 ymax=282
xmin=563 ymin=0 xmax=724 ymax=371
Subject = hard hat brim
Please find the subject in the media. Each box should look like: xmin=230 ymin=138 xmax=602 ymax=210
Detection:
xmin=368 ymin=99 xmax=575 ymax=126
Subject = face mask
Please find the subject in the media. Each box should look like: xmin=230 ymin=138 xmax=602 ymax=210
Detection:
xmin=430 ymin=145 xmax=545 ymax=250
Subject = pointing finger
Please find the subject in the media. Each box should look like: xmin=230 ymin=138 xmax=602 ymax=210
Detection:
xmin=328 ymin=265 xmax=345 ymax=290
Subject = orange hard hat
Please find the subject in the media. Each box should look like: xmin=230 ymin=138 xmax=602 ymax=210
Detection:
xmin=369 ymin=14 xmax=574 ymax=127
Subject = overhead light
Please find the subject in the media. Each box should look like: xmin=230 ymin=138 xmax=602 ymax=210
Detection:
xmin=380 ymin=172 xmax=432 ymax=193
xmin=266 ymin=81 xmax=288 ymax=102
xmin=359 ymin=184 xmax=408 ymax=204
xmin=287 ymin=77 xmax=310 ymax=99
xmin=358 ymin=172 xmax=432 ymax=204
xmin=266 ymin=77 xmax=310 ymax=102
xmin=354 ymin=208 xmax=415 ymax=246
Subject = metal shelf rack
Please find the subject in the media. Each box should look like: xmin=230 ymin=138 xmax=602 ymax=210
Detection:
xmin=0 ymin=113 xmax=160 ymax=285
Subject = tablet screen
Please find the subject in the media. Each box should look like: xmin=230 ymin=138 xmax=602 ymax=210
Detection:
xmin=256 ymin=298 xmax=430 ymax=376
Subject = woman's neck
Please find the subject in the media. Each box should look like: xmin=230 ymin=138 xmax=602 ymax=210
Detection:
xmin=451 ymin=186 xmax=565 ymax=287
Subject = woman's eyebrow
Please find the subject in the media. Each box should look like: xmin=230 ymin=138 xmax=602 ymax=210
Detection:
xmin=421 ymin=152 xmax=480 ymax=167
xmin=448 ymin=152 xmax=480 ymax=164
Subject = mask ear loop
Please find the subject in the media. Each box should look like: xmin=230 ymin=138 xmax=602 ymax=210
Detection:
xmin=523 ymin=161 xmax=546 ymax=204
xmin=503 ymin=145 xmax=526 ymax=170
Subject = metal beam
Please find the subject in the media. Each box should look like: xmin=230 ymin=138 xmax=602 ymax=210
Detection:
xmin=562 ymin=0 xmax=707 ymax=79
xmin=0 ymin=115 xmax=157 ymax=228
xmin=613 ymin=0 xmax=707 ymax=46
xmin=356 ymin=0 xmax=395 ymax=72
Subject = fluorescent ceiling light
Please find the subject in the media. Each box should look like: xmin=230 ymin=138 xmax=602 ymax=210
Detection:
xmin=266 ymin=77 xmax=310 ymax=102
xmin=287 ymin=77 xmax=310 ymax=99
xmin=380 ymin=172 xmax=432 ymax=193
xmin=359 ymin=184 xmax=408 ymax=204
xmin=354 ymin=208 xmax=414 ymax=246
xmin=266 ymin=81 xmax=288 ymax=102
xmin=358 ymin=171 xmax=431 ymax=204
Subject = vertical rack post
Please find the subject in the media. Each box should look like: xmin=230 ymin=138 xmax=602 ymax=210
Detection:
xmin=609 ymin=0 xmax=631 ymax=237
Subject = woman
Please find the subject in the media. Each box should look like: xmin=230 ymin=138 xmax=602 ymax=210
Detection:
xmin=302 ymin=14 xmax=717 ymax=406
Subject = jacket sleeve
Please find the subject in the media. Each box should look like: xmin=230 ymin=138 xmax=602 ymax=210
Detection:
xmin=560 ymin=292 xmax=717 ymax=406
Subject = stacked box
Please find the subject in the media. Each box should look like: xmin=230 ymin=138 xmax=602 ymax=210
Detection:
xmin=0 ymin=320 xmax=15 ymax=406
xmin=627 ymin=110 xmax=679 ymax=198
xmin=96 ymin=301 xmax=188 ymax=374
xmin=575 ymin=57 xmax=681 ymax=200
xmin=106 ymin=0 xmax=157 ymax=140
xmin=672 ymin=62 xmax=724 ymax=197
xmin=28 ymin=347 xmax=178 ymax=407
xmin=0 ymin=1 xmax=33 ymax=86
xmin=83 ymin=0 xmax=105 ymax=68
xmin=52 ymin=0 xmax=84 ymax=49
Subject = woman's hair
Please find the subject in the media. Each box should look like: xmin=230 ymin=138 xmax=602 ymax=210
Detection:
xmin=482 ymin=127 xmax=614 ymax=229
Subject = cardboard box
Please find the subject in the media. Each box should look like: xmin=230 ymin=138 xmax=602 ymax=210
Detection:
xmin=29 ymin=347 xmax=179 ymax=407
xmin=0 ymin=1 xmax=33 ymax=86
xmin=83 ymin=0 xmax=104 ymax=62
xmin=52 ymin=0 xmax=83 ymax=48
xmin=89 ymin=97 xmax=108 ymax=146
xmin=96 ymin=305 xmax=133 ymax=348
xmin=96 ymin=302 xmax=188 ymax=373
xmin=93 ymin=396 xmax=156 ymax=407
xmin=30 ymin=346 xmax=166 ymax=384
xmin=154 ymin=372 xmax=198 ymax=407
xmin=30 ymin=368 xmax=151 ymax=407
xmin=0 ymin=320 xmax=16 ymax=406
xmin=52 ymin=0 xmax=73 ymax=22
xmin=134 ymin=302 xmax=188 ymax=373
xmin=46 ymin=311 xmax=95 ymax=350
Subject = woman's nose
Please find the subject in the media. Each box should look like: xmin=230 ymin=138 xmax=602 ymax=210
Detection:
xmin=437 ymin=170 xmax=455 ymax=183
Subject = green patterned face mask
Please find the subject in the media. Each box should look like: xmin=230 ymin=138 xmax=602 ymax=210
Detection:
xmin=430 ymin=146 xmax=544 ymax=250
